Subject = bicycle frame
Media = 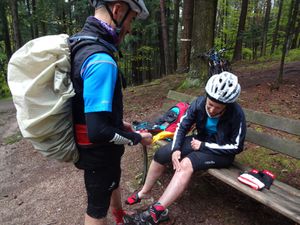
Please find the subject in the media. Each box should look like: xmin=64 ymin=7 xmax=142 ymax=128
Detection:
xmin=202 ymin=48 xmax=231 ymax=77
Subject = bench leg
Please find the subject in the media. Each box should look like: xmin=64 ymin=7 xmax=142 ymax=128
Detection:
xmin=142 ymin=145 xmax=148 ymax=185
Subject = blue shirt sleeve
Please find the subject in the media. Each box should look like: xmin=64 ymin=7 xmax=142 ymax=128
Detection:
xmin=80 ymin=53 xmax=118 ymax=113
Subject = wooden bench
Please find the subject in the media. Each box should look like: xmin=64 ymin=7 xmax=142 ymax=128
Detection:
xmin=141 ymin=90 xmax=300 ymax=224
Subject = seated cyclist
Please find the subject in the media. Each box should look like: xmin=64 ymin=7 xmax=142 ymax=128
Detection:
xmin=124 ymin=72 xmax=247 ymax=224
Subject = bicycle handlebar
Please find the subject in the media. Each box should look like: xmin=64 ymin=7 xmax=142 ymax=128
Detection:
xmin=194 ymin=47 xmax=232 ymax=61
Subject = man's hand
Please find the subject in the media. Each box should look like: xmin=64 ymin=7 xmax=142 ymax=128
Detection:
xmin=191 ymin=138 xmax=201 ymax=150
xmin=172 ymin=150 xmax=181 ymax=171
xmin=123 ymin=121 xmax=135 ymax=132
xmin=140 ymin=132 xmax=152 ymax=146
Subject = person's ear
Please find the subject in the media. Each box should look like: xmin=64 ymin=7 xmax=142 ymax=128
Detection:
xmin=111 ymin=3 xmax=122 ymax=19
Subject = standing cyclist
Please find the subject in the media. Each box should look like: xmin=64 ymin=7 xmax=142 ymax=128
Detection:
xmin=70 ymin=1 xmax=151 ymax=225
xmin=124 ymin=72 xmax=247 ymax=224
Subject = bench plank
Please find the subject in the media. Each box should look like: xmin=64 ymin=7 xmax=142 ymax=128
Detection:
xmin=167 ymin=90 xmax=196 ymax=103
xmin=161 ymin=102 xmax=177 ymax=112
xmin=244 ymin=109 xmax=300 ymax=136
xmin=246 ymin=128 xmax=300 ymax=159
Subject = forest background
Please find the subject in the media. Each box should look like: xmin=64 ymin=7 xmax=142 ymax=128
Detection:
xmin=0 ymin=1 xmax=300 ymax=224
xmin=0 ymin=0 xmax=300 ymax=97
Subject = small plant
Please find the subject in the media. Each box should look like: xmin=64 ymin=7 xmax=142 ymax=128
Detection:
xmin=3 ymin=132 xmax=23 ymax=145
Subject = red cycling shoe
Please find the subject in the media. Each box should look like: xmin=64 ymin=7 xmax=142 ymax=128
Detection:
xmin=125 ymin=192 xmax=142 ymax=205
xmin=113 ymin=208 xmax=136 ymax=225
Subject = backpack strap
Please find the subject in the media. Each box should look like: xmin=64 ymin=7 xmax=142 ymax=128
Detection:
xmin=68 ymin=35 xmax=118 ymax=53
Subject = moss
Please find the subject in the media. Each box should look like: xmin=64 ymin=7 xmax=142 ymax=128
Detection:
xmin=236 ymin=146 xmax=300 ymax=183
xmin=3 ymin=132 xmax=23 ymax=145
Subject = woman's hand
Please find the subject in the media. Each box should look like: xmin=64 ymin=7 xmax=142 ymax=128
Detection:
xmin=191 ymin=138 xmax=201 ymax=151
xmin=140 ymin=132 xmax=153 ymax=146
xmin=172 ymin=150 xmax=182 ymax=171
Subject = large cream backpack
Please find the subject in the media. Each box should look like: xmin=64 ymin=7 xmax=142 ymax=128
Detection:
xmin=7 ymin=34 xmax=78 ymax=163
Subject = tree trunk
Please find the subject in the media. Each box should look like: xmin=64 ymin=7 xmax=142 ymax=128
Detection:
xmin=0 ymin=0 xmax=12 ymax=60
xmin=10 ymin=0 xmax=22 ymax=50
xmin=277 ymin=0 xmax=298 ymax=85
xmin=188 ymin=0 xmax=218 ymax=87
xmin=291 ymin=16 xmax=300 ymax=49
xmin=171 ymin=0 xmax=180 ymax=72
xmin=224 ymin=0 xmax=229 ymax=46
xmin=62 ymin=6 xmax=68 ymax=34
xmin=32 ymin=0 xmax=39 ymax=37
xmin=261 ymin=0 xmax=271 ymax=56
xmin=289 ymin=0 xmax=299 ymax=49
xmin=252 ymin=0 xmax=260 ymax=60
xmin=156 ymin=9 xmax=166 ymax=76
xmin=131 ymin=48 xmax=140 ymax=85
xmin=220 ymin=0 xmax=229 ymax=47
xmin=40 ymin=0 xmax=47 ymax=35
xmin=25 ymin=0 xmax=35 ymax=39
xmin=177 ymin=0 xmax=194 ymax=73
xmin=67 ymin=1 xmax=73 ymax=34
xmin=160 ymin=0 xmax=171 ymax=75
xmin=271 ymin=0 xmax=283 ymax=54
xmin=232 ymin=0 xmax=249 ymax=61
xmin=145 ymin=50 xmax=153 ymax=83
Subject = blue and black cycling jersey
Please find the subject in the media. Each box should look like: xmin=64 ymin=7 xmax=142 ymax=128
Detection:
xmin=70 ymin=16 xmax=141 ymax=169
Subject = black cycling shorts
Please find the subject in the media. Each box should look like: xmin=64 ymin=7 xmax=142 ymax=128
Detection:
xmin=84 ymin=163 xmax=121 ymax=219
xmin=154 ymin=136 xmax=234 ymax=171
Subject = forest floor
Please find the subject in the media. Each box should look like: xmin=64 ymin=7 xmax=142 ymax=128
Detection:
xmin=0 ymin=60 xmax=299 ymax=225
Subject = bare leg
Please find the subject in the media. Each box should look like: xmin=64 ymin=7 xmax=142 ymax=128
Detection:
xmin=85 ymin=187 xmax=122 ymax=225
xmin=84 ymin=214 xmax=106 ymax=225
xmin=110 ymin=187 xmax=122 ymax=210
xmin=158 ymin=158 xmax=193 ymax=208
xmin=110 ymin=187 xmax=126 ymax=224
xmin=138 ymin=160 xmax=166 ymax=198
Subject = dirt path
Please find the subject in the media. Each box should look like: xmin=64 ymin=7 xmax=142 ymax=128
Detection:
xmin=0 ymin=99 xmax=14 ymax=113
xmin=0 ymin=61 xmax=299 ymax=225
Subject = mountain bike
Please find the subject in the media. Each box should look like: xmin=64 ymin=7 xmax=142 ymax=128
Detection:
xmin=199 ymin=48 xmax=231 ymax=77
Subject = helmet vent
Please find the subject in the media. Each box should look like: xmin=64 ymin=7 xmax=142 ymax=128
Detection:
xmin=221 ymin=83 xmax=226 ymax=90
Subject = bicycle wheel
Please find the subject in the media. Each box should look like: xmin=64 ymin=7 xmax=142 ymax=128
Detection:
xmin=222 ymin=60 xmax=231 ymax=72
xmin=208 ymin=67 xmax=215 ymax=77
xmin=212 ymin=65 xmax=222 ymax=75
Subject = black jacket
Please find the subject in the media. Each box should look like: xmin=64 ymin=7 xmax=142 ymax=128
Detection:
xmin=171 ymin=96 xmax=246 ymax=156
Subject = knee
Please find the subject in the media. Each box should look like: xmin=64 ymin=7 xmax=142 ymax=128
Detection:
xmin=180 ymin=158 xmax=194 ymax=174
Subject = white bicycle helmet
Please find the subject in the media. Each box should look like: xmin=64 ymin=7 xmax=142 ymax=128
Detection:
xmin=205 ymin=72 xmax=241 ymax=104
xmin=89 ymin=0 xmax=149 ymax=19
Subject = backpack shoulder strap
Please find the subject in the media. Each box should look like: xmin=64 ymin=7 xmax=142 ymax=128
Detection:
xmin=69 ymin=35 xmax=118 ymax=61
xmin=69 ymin=35 xmax=118 ymax=52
